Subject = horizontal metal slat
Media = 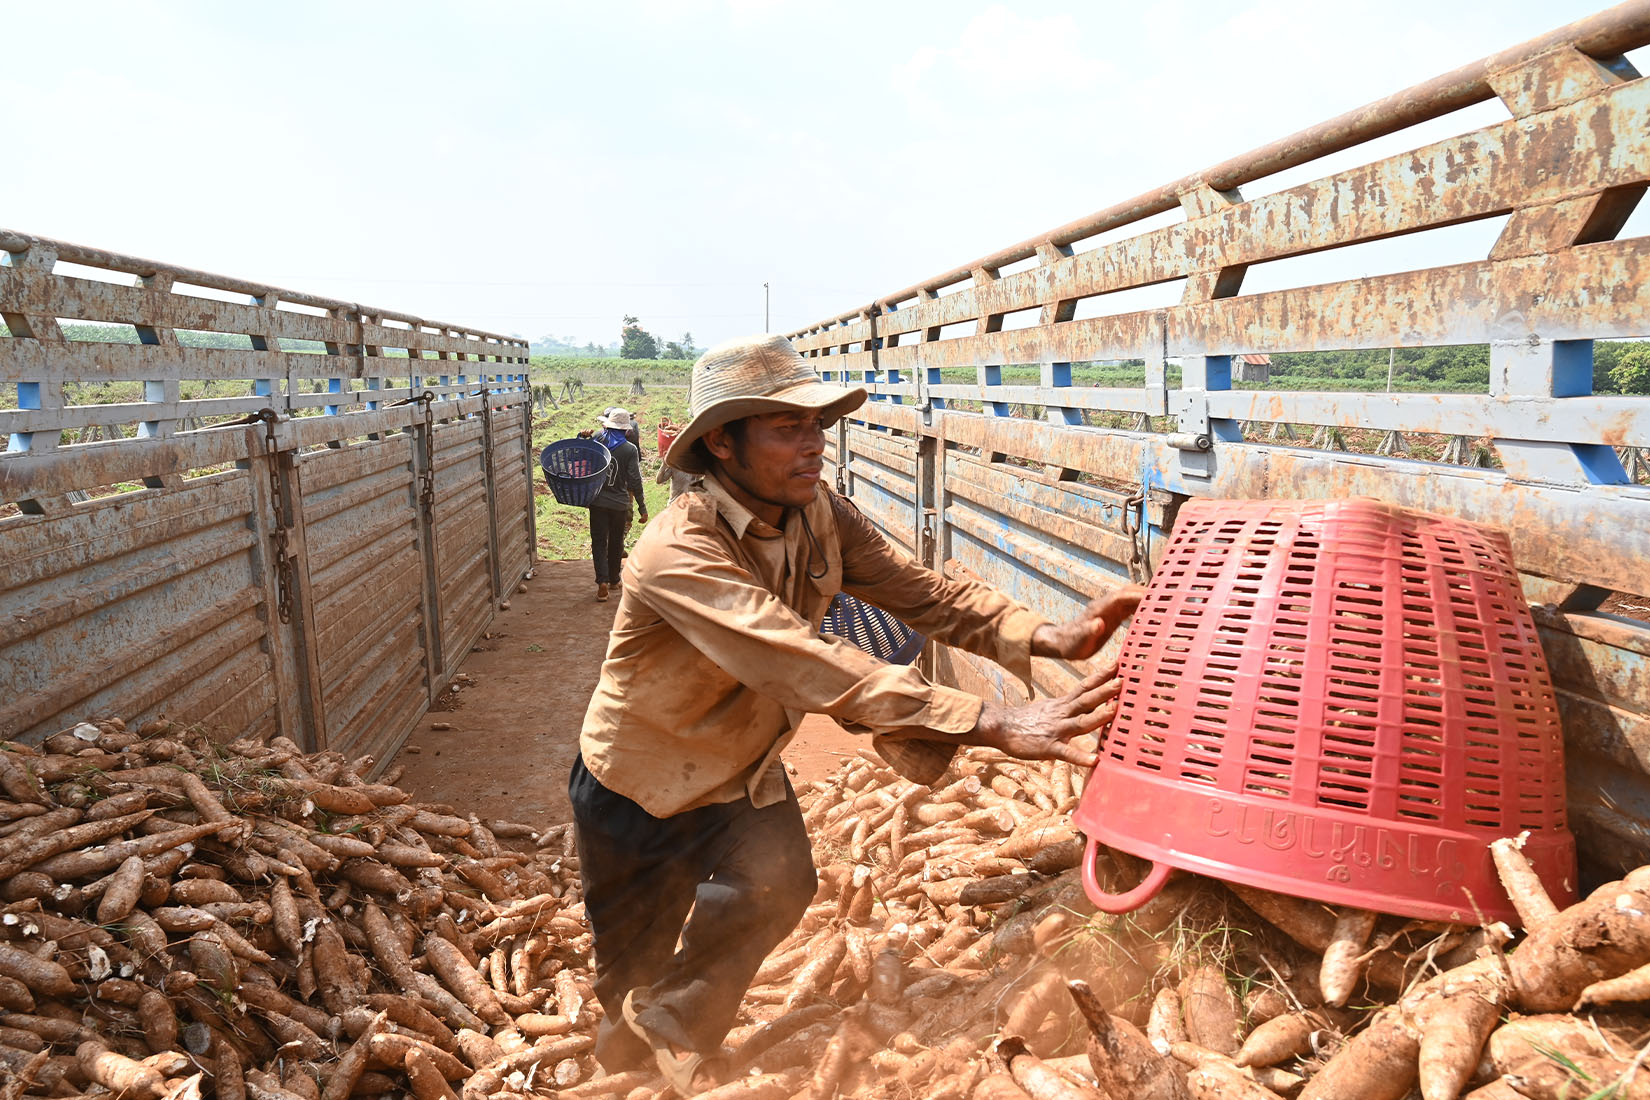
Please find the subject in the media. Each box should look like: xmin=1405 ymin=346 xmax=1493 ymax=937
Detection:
xmin=0 ymin=267 xmax=524 ymax=359
xmin=0 ymin=590 xmax=263 ymax=740
xmin=1208 ymin=390 xmax=1650 ymax=446
xmin=945 ymin=500 xmax=1130 ymax=618
xmin=0 ymin=427 xmax=258 ymax=499
xmin=322 ymin=604 xmax=427 ymax=707
xmin=314 ymin=544 xmax=425 ymax=660
xmin=812 ymin=81 xmax=1650 ymax=348
xmin=945 ymin=484 xmax=1133 ymax=589
xmin=157 ymin=644 xmax=281 ymax=740
xmin=0 ymin=475 xmax=254 ymax=588
xmin=0 ymin=517 xmax=252 ymax=649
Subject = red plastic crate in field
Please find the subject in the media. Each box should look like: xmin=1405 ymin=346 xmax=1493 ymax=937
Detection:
xmin=1074 ymin=497 xmax=1576 ymax=926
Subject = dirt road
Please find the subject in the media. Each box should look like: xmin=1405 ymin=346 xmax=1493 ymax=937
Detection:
xmin=387 ymin=557 xmax=861 ymax=829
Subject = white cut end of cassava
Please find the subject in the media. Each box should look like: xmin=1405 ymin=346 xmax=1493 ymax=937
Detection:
xmin=73 ymin=722 xmax=100 ymax=740
xmin=1490 ymin=834 xmax=1559 ymax=930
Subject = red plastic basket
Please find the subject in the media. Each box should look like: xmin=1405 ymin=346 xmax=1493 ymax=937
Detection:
xmin=1074 ymin=497 xmax=1576 ymax=926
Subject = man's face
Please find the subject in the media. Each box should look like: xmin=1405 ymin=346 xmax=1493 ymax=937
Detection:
xmin=705 ymin=410 xmax=828 ymax=524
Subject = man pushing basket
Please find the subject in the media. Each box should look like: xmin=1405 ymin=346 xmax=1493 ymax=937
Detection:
xmin=570 ymin=333 xmax=1142 ymax=1094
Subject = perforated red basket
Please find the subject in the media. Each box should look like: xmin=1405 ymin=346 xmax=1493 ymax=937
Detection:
xmin=1074 ymin=497 xmax=1576 ymax=925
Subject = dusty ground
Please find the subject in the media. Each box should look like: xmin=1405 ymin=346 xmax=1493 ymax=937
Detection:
xmin=387 ymin=556 xmax=860 ymax=829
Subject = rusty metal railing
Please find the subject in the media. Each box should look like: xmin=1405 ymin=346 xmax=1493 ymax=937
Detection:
xmin=0 ymin=232 xmax=534 ymax=764
xmin=789 ymin=3 xmax=1650 ymax=884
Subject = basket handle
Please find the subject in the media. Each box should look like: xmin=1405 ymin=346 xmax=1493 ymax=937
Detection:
xmin=1080 ymin=836 xmax=1173 ymax=913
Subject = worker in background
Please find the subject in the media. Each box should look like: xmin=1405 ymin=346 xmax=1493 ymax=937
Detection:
xmin=581 ymin=407 xmax=643 ymax=451
xmin=655 ymin=414 xmax=696 ymax=501
xmin=585 ymin=407 xmax=646 ymax=602
xmin=570 ymin=334 xmax=1142 ymax=1093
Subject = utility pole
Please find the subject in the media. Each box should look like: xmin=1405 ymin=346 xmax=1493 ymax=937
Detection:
xmin=1386 ymin=346 xmax=1396 ymax=392
xmin=764 ymin=283 xmax=770 ymax=332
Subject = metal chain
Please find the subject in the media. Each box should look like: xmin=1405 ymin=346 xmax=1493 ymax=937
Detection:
xmin=256 ymin=409 xmax=296 ymax=624
xmin=836 ymin=417 xmax=848 ymax=496
xmin=867 ymin=302 xmax=881 ymax=374
xmin=1122 ymin=489 xmax=1149 ymax=583
xmin=473 ymin=381 xmax=494 ymax=474
xmin=831 ymin=304 xmax=883 ymax=497
xmin=418 ymin=391 xmax=436 ymax=526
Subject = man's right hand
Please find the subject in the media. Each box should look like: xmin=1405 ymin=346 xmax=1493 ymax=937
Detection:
xmin=1031 ymin=585 xmax=1144 ymax=661
xmin=968 ymin=661 xmax=1125 ymax=767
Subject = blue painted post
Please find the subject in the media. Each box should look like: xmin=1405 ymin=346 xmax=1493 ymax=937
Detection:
xmin=9 ymin=381 xmax=40 ymax=453
xmin=1043 ymin=361 xmax=1082 ymax=426
xmin=981 ymin=365 xmax=1009 ymax=417
xmin=1492 ymin=338 xmax=1629 ymax=484
xmin=1175 ymin=354 xmax=1235 ymax=479
xmin=138 ymin=380 xmax=171 ymax=441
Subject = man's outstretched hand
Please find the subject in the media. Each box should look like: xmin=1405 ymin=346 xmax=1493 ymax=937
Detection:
xmin=1031 ymin=584 xmax=1145 ymax=661
xmin=970 ymin=661 xmax=1126 ymax=768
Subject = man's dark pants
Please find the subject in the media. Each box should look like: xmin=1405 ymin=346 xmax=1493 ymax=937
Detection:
xmin=588 ymin=506 xmax=628 ymax=586
xmin=568 ymin=755 xmax=817 ymax=1070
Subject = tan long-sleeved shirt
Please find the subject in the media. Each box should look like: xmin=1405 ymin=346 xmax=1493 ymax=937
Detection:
xmin=578 ymin=473 xmax=1047 ymax=818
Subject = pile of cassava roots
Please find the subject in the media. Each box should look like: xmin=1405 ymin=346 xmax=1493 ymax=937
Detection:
xmin=1 ymin=718 xmax=1646 ymax=1100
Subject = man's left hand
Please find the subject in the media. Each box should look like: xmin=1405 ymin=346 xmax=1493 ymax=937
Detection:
xmin=1031 ymin=584 xmax=1146 ymax=661
xmin=969 ymin=660 xmax=1126 ymax=767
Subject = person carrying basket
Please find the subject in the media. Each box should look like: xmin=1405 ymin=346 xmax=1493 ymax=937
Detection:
xmin=568 ymin=333 xmax=1142 ymax=1093
xmin=586 ymin=407 xmax=647 ymax=602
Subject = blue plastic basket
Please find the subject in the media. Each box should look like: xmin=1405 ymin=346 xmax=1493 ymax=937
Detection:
xmin=539 ymin=438 xmax=612 ymax=506
xmin=822 ymin=592 xmax=926 ymax=665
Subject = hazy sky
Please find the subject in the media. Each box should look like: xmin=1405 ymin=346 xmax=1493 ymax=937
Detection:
xmin=0 ymin=0 xmax=1626 ymax=350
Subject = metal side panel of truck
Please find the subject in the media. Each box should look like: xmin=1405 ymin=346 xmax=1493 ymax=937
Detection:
xmin=787 ymin=5 xmax=1650 ymax=892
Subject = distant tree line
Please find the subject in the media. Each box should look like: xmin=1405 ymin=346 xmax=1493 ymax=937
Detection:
xmin=530 ymin=334 xmax=617 ymax=357
xmin=620 ymin=316 xmax=697 ymax=361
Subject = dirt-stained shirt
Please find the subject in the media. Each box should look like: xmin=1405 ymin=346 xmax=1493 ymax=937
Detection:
xmin=578 ymin=473 xmax=1048 ymax=818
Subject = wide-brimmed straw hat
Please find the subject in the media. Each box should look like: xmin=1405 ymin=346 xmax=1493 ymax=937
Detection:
xmin=665 ymin=334 xmax=866 ymax=473
xmin=599 ymin=407 xmax=634 ymax=431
